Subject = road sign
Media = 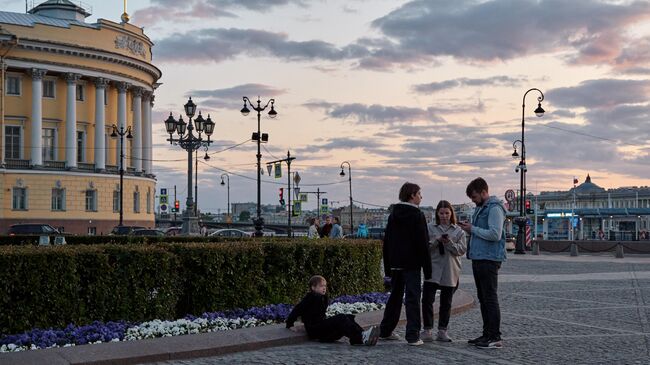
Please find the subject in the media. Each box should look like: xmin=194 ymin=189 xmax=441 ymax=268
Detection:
xmin=293 ymin=201 xmax=301 ymax=216
xmin=322 ymin=198 xmax=328 ymax=205
xmin=160 ymin=188 xmax=167 ymax=195
xmin=299 ymin=193 xmax=308 ymax=202
xmin=505 ymin=189 xmax=516 ymax=202
xmin=320 ymin=205 xmax=329 ymax=214
xmin=274 ymin=163 xmax=282 ymax=178
xmin=160 ymin=203 xmax=168 ymax=212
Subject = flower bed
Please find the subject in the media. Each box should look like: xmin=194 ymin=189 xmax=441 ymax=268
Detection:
xmin=0 ymin=292 xmax=389 ymax=352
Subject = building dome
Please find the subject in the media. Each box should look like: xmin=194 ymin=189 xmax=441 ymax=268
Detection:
xmin=28 ymin=0 xmax=91 ymax=22
xmin=572 ymin=174 xmax=605 ymax=194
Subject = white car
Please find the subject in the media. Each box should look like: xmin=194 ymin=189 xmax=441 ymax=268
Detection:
xmin=208 ymin=229 xmax=253 ymax=238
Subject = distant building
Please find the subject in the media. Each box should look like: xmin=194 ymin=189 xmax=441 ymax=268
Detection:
xmin=0 ymin=1 xmax=161 ymax=234
xmin=522 ymin=175 xmax=650 ymax=240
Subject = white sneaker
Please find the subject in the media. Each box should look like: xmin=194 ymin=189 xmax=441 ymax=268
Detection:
xmin=421 ymin=330 xmax=434 ymax=342
xmin=436 ymin=329 xmax=452 ymax=342
xmin=362 ymin=326 xmax=380 ymax=346
xmin=379 ymin=332 xmax=401 ymax=341
xmin=407 ymin=339 xmax=424 ymax=346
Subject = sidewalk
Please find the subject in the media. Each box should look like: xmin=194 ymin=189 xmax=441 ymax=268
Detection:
xmin=0 ymin=290 xmax=475 ymax=365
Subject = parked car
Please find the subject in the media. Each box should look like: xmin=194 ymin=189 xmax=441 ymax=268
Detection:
xmin=109 ymin=225 xmax=145 ymax=235
xmin=131 ymin=229 xmax=165 ymax=237
xmin=208 ymin=229 xmax=253 ymax=238
xmin=164 ymin=226 xmax=182 ymax=236
xmin=8 ymin=223 xmax=60 ymax=236
xmin=368 ymin=227 xmax=385 ymax=239
xmin=506 ymin=235 xmax=516 ymax=251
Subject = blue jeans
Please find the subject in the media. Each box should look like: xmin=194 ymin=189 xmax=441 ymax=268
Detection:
xmin=379 ymin=269 xmax=422 ymax=342
xmin=472 ymin=260 xmax=501 ymax=338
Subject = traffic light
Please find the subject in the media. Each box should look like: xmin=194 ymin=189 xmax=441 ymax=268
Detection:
xmin=525 ymin=200 xmax=533 ymax=214
xmin=171 ymin=200 xmax=180 ymax=213
xmin=279 ymin=188 xmax=285 ymax=207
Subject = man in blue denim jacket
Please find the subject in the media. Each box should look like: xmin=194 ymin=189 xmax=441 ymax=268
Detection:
xmin=458 ymin=177 xmax=506 ymax=349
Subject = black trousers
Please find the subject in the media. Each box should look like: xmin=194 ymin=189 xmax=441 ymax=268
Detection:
xmin=472 ymin=260 xmax=502 ymax=338
xmin=379 ymin=269 xmax=422 ymax=342
xmin=422 ymin=281 xmax=457 ymax=330
xmin=307 ymin=314 xmax=363 ymax=345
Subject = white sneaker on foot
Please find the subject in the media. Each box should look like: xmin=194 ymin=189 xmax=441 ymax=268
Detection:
xmin=407 ymin=339 xmax=424 ymax=346
xmin=379 ymin=332 xmax=401 ymax=341
xmin=420 ymin=330 xmax=434 ymax=342
xmin=362 ymin=326 xmax=380 ymax=346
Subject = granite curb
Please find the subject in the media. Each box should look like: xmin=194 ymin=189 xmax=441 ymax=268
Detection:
xmin=0 ymin=290 xmax=474 ymax=365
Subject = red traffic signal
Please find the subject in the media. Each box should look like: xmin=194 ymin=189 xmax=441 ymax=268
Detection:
xmin=175 ymin=200 xmax=180 ymax=210
xmin=279 ymin=188 xmax=285 ymax=206
xmin=525 ymin=200 xmax=531 ymax=209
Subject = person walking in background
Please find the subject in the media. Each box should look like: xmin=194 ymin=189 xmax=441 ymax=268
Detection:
xmin=421 ymin=200 xmax=466 ymax=343
xmin=458 ymin=177 xmax=506 ymax=349
xmin=320 ymin=216 xmax=333 ymax=238
xmin=379 ymin=182 xmax=431 ymax=346
xmin=308 ymin=218 xmax=320 ymax=239
xmin=329 ymin=217 xmax=344 ymax=238
xmin=286 ymin=275 xmax=380 ymax=346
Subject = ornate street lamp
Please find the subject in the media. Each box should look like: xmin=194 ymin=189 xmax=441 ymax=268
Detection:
xmin=512 ymin=88 xmax=545 ymax=254
xmin=340 ymin=161 xmax=353 ymax=236
xmin=110 ymin=124 xmax=132 ymax=226
xmin=164 ymin=97 xmax=215 ymax=235
xmin=241 ymin=96 xmax=277 ymax=237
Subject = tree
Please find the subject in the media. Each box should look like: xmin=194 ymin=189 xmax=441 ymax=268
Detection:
xmin=239 ymin=211 xmax=251 ymax=222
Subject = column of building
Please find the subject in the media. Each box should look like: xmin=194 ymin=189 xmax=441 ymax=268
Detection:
xmin=116 ymin=82 xmax=129 ymax=170
xmin=64 ymin=73 xmax=80 ymax=169
xmin=29 ymin=68 xmax=46 ymax=167
xmin=141 ymin=91 xmax=151 ymax=174
xmin=94 ymin=77 xmax=108 ymax=170
xmin=132 ymin=87 xmax=142 ymax=172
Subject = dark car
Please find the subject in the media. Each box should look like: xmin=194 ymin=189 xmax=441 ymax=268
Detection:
xmin=8 ymin=223 xmax=60 ymax=236
xmin=109 ymin=225 xmax=145 ymax=235
xmin=131 ymin=229 xmax=165 ymax=237
xmin=368 ymin=227 xmax=385 ymax=239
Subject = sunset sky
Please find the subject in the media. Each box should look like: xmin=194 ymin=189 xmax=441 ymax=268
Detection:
xmin=6 ymin=0 xmax=650 ymax=213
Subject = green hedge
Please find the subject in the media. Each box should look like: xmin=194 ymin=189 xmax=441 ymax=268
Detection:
xmin=0 ymin=239 xmax=382 ymax=334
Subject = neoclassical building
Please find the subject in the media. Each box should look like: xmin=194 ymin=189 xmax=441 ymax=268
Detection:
xmin=0 ymin=1 xmax=161 ymax=235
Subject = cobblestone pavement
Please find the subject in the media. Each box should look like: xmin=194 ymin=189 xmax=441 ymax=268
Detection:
xmin=150 ymin=254 xmax=650 ymax=365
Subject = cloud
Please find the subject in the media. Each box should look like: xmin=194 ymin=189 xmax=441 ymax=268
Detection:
xmin=154 ymin=28 xmax=368 ymax=64
xmin=186 ymin=84 xmax=287 ymax=109
xmin=546 ymin=79 xmax=650 ymax=109
xmin=363 ymin=0 xmax=650 ymax=69
xmin=303 ymin=101 xmax=446 ymax=124
xmin=133 ymin=0 xmax=310 ymax=27
xmin=412 ymin=76 xmax=527 ymax=93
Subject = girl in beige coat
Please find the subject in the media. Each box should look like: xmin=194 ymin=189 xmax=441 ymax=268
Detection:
xmin=421 ymin=200 xmax=466 ymax=342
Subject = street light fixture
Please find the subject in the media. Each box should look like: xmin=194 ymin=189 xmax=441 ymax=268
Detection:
xmin=241 ymin=96 xmax=277 ymax=237
xmin=339 ymin=161 xmax=353 ymax=236
xmin=164 ymin=97 xmax=215 ymax=235
xmin=110 ymin=124 xmax=132 ymax=227
xmin=513 ymin=88 xmax=545 ymax=254
xmin=220 ymin=173 xmax=230 ymax=226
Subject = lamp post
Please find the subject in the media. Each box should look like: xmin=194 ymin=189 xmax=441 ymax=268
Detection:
xmin=511 ymin=88 xmax=545 ymax=254
xmin=339 ymin=161 xmax=353 ymax=236
xmin=110 ymin=124 xmax=132 ymax=226
xmin=241 ymin=96 xmax=277 ymax=237
xmin=164 ymin=97 xmax=215 ymax=235
xmin=220 ymin=173 xmax=230 ymax=226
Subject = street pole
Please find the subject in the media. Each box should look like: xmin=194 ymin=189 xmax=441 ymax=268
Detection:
xmin=163 ymin=97 xmax=215 ymax=235
xmin=110 ymin=124 xmax=132 ymax=227
xmin=513 ymin=88 xmax=545 ymax=254
xmin=340 ymin=161 xmax=353 ymax=235
xmin=241 ymin=96 xmax=277 ymax=237
xmin=220 ymin=173 xmax=230 ymax=228
xmin=267 ymin=151 xmax=295 ymax=237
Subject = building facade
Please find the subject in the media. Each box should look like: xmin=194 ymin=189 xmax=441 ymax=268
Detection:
xmin=0 ymin=1 xmax=161 ymax=235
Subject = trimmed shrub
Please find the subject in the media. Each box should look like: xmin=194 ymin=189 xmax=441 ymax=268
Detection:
xmin=0 ymin=239 xmax=382 ymax=334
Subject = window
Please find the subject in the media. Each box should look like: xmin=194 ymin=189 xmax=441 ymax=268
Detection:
xmin=12 ymin=187 xmax=27 ymax=210
xmin=146 ymin=189 xmax=151 ymax=214
xmin=76 ymin=84 xmax=84 ymax=101
xmin=5 ymin=126 xmax=21 ymax=159
xmin=51 ymin=188 xmax=66 ymax=211
xmin=113 ymin=190 xmax=120 ymax=213
xmin=6 ymin=76 xmax=20 ymax=95
xmin=42 ymin=128 xmax=55 ymax=161
xmin=43 ymin=79 xmax=55 ymax=98
xmin=77 ymin=131 xmax=85 ymax=162
xmin=85 ymin=190 xmax=97 ymax=211
xmin=87 ymin=227 xmax=96 ymax=236
xmin=133 ymin=190 xmax=140 ymax=213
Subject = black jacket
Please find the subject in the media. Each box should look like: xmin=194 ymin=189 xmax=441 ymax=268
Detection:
xmin=383 ymin=202 xmax=432 ymax=279
xmin=286 ymin=292 xmax=328 ymax=329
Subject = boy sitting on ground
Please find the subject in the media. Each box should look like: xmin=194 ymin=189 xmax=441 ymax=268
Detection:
xmin=286 ymin=275 xmax=380 ymax=346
